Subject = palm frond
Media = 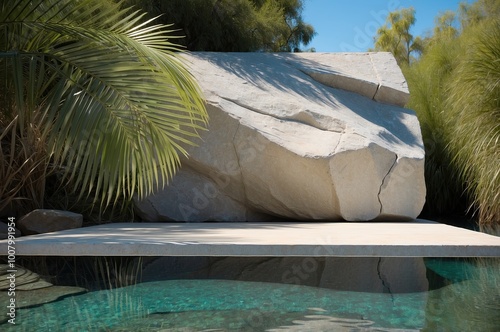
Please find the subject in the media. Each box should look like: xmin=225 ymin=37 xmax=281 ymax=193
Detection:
xmin=1 ymin=0 xmax=207 ymax=214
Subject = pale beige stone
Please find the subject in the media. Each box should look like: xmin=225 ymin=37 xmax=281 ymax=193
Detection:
xmin=138 ymin=52 xmax=425 ymax=221
xmin=2 ymin=220 xmax=499 ymax=257
xmin=135 ymin=167 xmax=268 ymax=222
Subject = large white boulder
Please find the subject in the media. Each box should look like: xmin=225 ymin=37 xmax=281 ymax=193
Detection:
xmin=135 ymin=52 xmax=425 ymax=221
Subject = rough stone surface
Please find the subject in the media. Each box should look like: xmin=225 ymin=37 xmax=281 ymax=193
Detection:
xmin=0 ymin=285 xmax=86 ymax=309
xmin=136 ymin=53 xmax=424 ymax=221
xmin=136 ymin=52 xmax=425 ymax=221
xmin=17 ymin=209 xmax=83 ymax=235
xmin=0 ymin=263 xmax=86 ymax=324
xmin=134 ymin=167 xmax=272 ymax=222
xmin=0 ymin=264 xmax=49 ymax=290
xmin=0 ymin=264 xmax=85 ymax=321
xmin=4 ymin=221 xmax=499 ymax=257
xmin=0 ymin=221 xmax=21 ymax=239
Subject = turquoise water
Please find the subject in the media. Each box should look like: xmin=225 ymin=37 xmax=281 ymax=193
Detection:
xmin=2 ymin=258 xmax=499 ymax=331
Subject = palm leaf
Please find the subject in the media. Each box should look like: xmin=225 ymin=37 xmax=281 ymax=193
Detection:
xmin=1 ymin=0 xmax=207 ymax=212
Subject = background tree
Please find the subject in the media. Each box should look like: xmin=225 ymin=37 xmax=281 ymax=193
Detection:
xmin=0 ymin=0 xmax=208 ymax=218
xmin=458 ymin=0 xmax=500 ymax=30
xmin=123 ymin=0 xmax=315 ymax=52
xmin=433 ymin=10 xmax=459 ymax=39
xmin=271 ymin=0 xmax=316 ymax=52
xmin=371 ymin=7 xmax=423 ymax=66
xmin=386 ymin=1 xmax=500 ymax=227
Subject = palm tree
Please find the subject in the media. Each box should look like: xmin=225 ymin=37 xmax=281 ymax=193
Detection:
xmin=0 ymin=0 xmax=208 ymax=216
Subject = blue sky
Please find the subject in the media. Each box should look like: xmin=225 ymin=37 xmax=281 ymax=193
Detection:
xmin=302 ymin=0 xmax=472 ymax=52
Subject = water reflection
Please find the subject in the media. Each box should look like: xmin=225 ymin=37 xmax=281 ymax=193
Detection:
xmin=423 ymin=258 xmax=500 ymax=331
xmin=0 ymin=258 xmax=498 ymax=331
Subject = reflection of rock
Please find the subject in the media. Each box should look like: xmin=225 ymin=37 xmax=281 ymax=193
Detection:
xmin=320 ymin=257 xmax=428 ymax=293
xmin=17 ymin=209 xmax=83 ymax=235
xmin=135 ymin=52 xmax=426 ymax=222
xmin=141 ymin=256 xmax=428 ymax=293
xmin=141 ymin=256 xmax=212 ymax=281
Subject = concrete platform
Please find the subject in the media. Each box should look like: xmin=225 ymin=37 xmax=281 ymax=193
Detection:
xmin=1 ymin=219 xmax=499 ymax=257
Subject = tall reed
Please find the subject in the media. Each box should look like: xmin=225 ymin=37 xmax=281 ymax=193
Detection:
xmin=447 ymin=20 xmax=500 ymax=226
xmin=405 ymin=36 xmax=466 ymax=217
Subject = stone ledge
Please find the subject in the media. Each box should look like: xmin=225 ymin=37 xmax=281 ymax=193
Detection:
xmin=1 ymin=220 xmax=499 ymax=257
xmin=285 ymin=52 xmax=409 ymax=107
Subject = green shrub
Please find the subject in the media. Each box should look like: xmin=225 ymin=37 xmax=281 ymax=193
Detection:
xmin=447 ymin=20 xmax=500 ymax=226
xmin=0 ymin=0 xmax=208 ymax=218
xmin=405 ymin=36 xmax=466 ymax=217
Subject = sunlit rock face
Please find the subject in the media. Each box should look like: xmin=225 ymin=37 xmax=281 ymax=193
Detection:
xmin=135 ymin=52 xmax=425 ymax=221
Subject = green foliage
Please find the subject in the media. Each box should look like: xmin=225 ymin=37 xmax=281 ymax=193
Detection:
xmin=459 ymin=0 xmax=500 ymax=30
xmin=433 ymin=10 xmax=459 ymax=40
xmin=274 ymin=0 xmax=316 ymax=52
xmin=123 ymin=0 xmax=315 ymax=52
xmin=401 ymin=1 xmax=500 ymax=225
xmin=0 ymin=108 xmax=49 ymax=214
xmin=447 ymin=19 xmax=500 ymax=225
xmin=404 ymin=35 xmax=465 ymax=216
xmin=372 ymin=7 xmax=423 ymax=65
xmin=0 ymin=0 xmax=208 ymax=217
